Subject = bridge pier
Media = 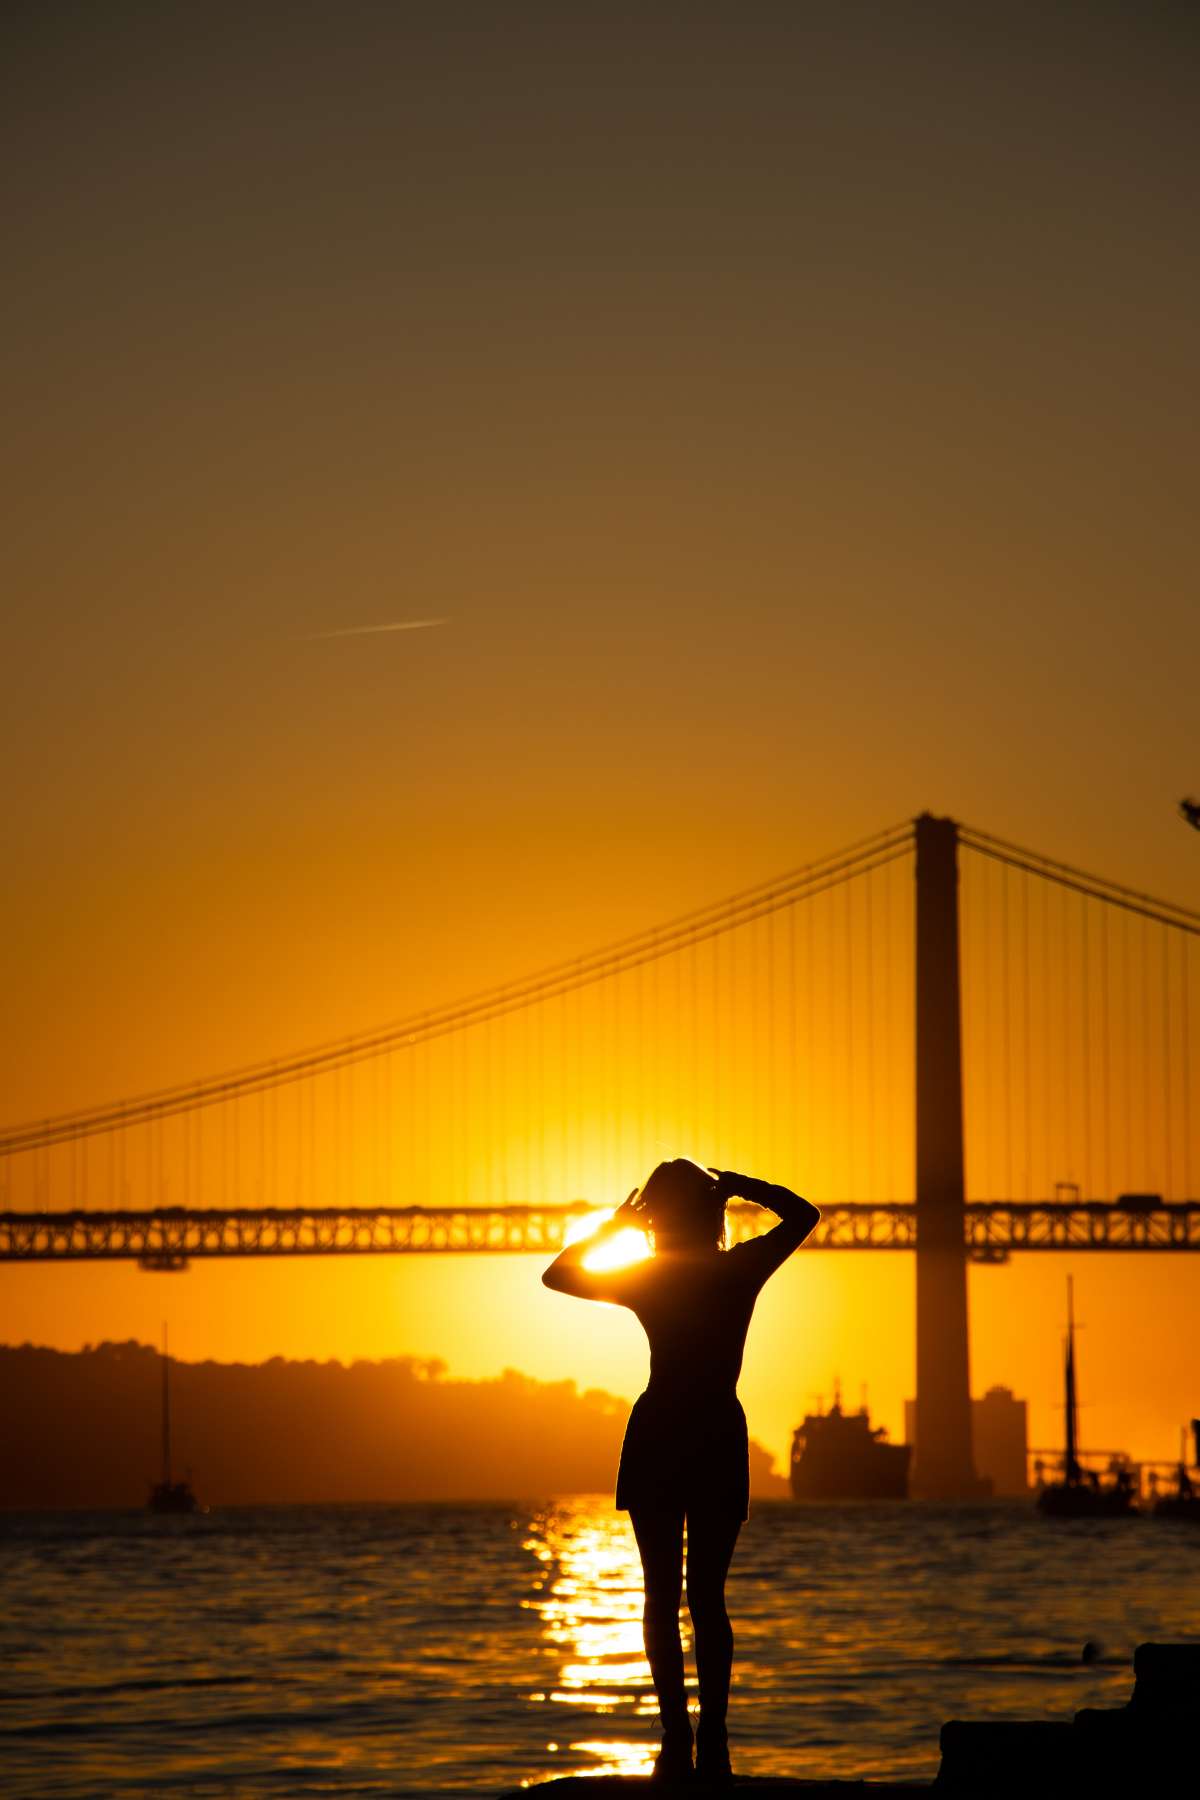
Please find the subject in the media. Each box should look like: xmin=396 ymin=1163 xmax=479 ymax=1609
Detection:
xmin=912 ymin=814 xmax=984 ymax=1500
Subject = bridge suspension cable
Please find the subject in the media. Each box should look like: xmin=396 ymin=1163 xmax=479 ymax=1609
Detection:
xmin=3 ymin=815 xmax=1195 ymax=1229
xmin=0 ymin=821 xmax=913 ymax=1155
xmin=959 ymin=824 xmax=1200 ymax=936
xmin=957 ymin=823 xmax=1197 ymax=1205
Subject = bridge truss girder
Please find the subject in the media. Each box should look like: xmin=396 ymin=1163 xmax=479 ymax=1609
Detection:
xmin=1 ymin=1201 xmax=1199 ymax=1267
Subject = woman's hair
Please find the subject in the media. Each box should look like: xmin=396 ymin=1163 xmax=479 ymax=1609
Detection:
xmin=639 ymin=1158 xmax=727 ymax=1252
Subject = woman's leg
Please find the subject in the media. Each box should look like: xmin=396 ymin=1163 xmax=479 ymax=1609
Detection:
xmin=684 ymin=1508 xmax=742 ymax=1756
xmin=629 ymin=1503 xmax=690 ymax=1745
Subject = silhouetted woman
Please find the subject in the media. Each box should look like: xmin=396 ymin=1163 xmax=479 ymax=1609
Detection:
xmin=543 ymin=1160 xmax=819 ymax=1783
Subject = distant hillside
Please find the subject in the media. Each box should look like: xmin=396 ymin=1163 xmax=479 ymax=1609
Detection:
xmin=0 ymin=1342 xmax=788 ymax=1508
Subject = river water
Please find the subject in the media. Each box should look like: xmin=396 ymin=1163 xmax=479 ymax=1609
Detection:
xmin=2 ymin=1498 xmax=1197 ymax=1797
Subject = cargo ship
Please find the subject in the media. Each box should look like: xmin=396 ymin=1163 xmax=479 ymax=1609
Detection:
xmin=790 ymin=1385 xmax=910 ymax=1500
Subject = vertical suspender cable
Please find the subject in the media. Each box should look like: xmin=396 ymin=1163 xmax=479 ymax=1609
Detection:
xmin=806 ymin=882 xmax=815 ymax=1186
xmin=768 ymin=905 xmax=780 ymax=1174
xmin=712 ymin=931 xmax=723 ymax=1161
xmin=788 ymin=896 xmax=797 ymax=1183
xmin=679 ymin=934 xmax=691 ymax=1148
xmin=1021 ymin=865 xmax=1032 ymax=1200
xmin=370 ymin=1052 xmax=379 ymax=1208
xmin=520 ymin=1004 xmax=530 ymax=1205
xmin=1162 ymin=926 xmax=1173 ymax=1198
xmin=1002 ymin=862 xmax=1013 ymax=1200
xmin=725 ymin=915 xmax=735 ymax=1163
xmin=1080 ymin=893 xmax=1090 ymax=1197
xmin=1061 ymin=874 xmax=1072 ymax=1189
xmin=575 ymin=966 xmax=584 ymax=1196
xmin=642 ymin=953 xmax=652 ymax=1164
xmin=672 ymin=935 xmax=683 ymax=1148
xmin=865 ymin=866 xmax=875 ymax=1200
xmin=1140 ymin=918 xmax=1151 ymax=1188
xmin=556 ymin=988 xmax=566 ymax=1203
xmin=981 ymin=853 xmax=993 ymax=1196
xmin=537 ymin=991 xmax=546 ymax=1207
xmin=482 ymin=1016 xmax=493 ymax=1205
xmin=749 ymin=911 xmax=760 ymax=1168
xmin=884 ymin=854 xmax=895 ymax=1201
xmin=497 ymin=1013 xmax=509 ymax=1208
xmin=1099 ymin=900 xmax=1111 ymax=1199
xmin=1121 ymin=913 xmax=1132 ymax=1189
xmin=605 ymin=971 xmax=616 ymax=1197
xmin=386 ymin=1049 xmax=395 ymax=1206
xmin=844 ymin=875 xmax=853 ymax=1197
xmin=1182 ymin=936 xmax=1192 ymax=1199
xmin=347 ymin=1059 xmax=355 ymax=1211
xmin=1039 ymin=871 xmax=1048 ymax=1195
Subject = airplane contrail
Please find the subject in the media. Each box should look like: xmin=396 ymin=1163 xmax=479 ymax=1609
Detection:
xmin=301 ymin=617 xmax=449 ymax=641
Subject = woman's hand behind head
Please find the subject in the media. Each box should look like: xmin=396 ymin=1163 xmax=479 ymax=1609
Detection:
xmin=612 ymin=1187 xmax=646 ymax=1223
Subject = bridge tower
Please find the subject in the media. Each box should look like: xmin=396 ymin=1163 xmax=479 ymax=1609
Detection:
xmin=911 ymin=813 xmax=982 ymax=1500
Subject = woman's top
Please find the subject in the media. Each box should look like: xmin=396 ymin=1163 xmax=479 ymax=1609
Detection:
xmin=603 ymin=1222 xmax=808 ymax=1516
xmin=586 ymin=1217 xmax=810 ymax=1403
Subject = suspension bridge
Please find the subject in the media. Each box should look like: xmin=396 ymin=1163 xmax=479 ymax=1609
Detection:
xmin=2 ymin=813 xmax=1197 ymax=1498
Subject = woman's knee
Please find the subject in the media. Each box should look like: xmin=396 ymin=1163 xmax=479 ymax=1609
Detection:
xmin=644 ymin=1582 xmax=682 ymax=1622
xmin=685 ymin=1579 xmax=730 ymax=1628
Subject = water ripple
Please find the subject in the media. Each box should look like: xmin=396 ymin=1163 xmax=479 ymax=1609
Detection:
xmin=1 ymin=1499 xmax=1197 ymax=1795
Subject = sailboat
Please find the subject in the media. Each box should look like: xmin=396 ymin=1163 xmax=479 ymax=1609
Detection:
xmin=148 ymin=1324 xmax=200 ymax=1514
xmin=1036 ymin=1278 xmax=1137 ymax=1518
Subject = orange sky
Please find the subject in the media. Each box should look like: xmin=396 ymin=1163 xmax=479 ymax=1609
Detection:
xmin=3 ymin=4 xmax=1198 ymax=1475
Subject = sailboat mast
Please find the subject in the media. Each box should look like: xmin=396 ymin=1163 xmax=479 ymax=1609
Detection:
xmin=1064 ymin=1277 xmax=1079 ymax=1483
xmin=161 ymin=1323 xmax=172 ymax=1488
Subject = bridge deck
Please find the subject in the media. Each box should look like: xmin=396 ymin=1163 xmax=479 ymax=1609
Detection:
xmin=1 ymin=1201 xmax=1198 ymax=1265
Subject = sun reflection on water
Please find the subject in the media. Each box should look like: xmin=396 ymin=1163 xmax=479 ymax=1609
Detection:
xmin=523 ymin=1500 xmax=689 ymax=1779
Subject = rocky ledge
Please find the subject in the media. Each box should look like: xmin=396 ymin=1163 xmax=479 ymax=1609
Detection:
xmin=501 ymin=1641 xmax=1199 ymax=1798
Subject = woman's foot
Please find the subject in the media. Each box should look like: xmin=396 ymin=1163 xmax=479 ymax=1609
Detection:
xmin=694 ymin=1718 xmax=732 ymax=1787
xmin=651 ymin=1723 xmax=694 ymax=1784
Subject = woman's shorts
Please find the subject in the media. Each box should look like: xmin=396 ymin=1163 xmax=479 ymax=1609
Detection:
xmin=615 ymin=1390 xmax=749 ymax=1521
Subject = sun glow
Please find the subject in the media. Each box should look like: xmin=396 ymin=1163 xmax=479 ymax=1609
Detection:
xmin=583 ymin=1229 xmax=651 ymax=1272
xmin=562 ymin=1209 xmax=614 ymax=1248
xmin=564 ymin=1209 xmax=652 ymax=1273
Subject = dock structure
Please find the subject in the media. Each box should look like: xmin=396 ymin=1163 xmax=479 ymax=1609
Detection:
xmin=501 ymin=1642 xmax=1197 ymax=1797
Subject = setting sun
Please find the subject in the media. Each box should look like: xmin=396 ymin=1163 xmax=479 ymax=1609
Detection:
xmin=564 ymin=1210 xmax=653 ymax=1273
xmin=583 ymin=1229 xmax=652 ymax=1274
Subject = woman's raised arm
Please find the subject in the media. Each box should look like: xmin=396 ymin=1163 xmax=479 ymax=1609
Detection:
xmin=541 ymin=1191 xmax=649 ymax=1304
xmin=709 ymin=1170 xmax=820 ymax=1285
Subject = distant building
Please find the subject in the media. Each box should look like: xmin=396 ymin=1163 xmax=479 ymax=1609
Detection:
xmin=904 ymin=1385 xmax=1029 ymax=1496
